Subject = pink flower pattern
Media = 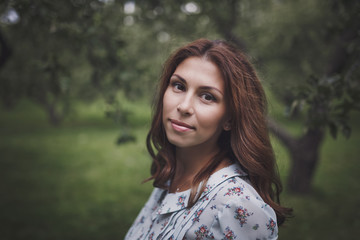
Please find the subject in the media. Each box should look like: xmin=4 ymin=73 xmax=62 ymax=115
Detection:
xmin=222 ymin=226 xmax=236 ymax=240
xmin=224 ymin=186 xmax=244 ymax=196
xmin=176 ymin=194 xmax=186 ymax=208
xmin=125 ymin=164 xmax=278 ymax=240
xmin=234 ymin=206 xmax=253 ymax=227
xmin=192 ymin=208 xmax=204 ymax=222
xmin=266 ymin=218 xmax=277 ymax=235
xmin=194 ymin=224 xmax=209 ymax=240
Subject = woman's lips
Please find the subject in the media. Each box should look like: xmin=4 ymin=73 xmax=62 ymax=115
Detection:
xmin=170 ymin=119 xmax=195 ymax=132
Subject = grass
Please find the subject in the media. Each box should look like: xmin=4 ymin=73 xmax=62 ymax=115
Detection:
xmin=0 ymin=99 xmax=153 ymax=239
xmin=0 ymin=98 xmax=359 ymax=239
xmin=277 ymin=129 xmax=360 ymax=239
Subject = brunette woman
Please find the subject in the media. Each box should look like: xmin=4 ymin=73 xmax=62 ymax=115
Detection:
xmin=125 ymin=39 xmax=292 ymax=240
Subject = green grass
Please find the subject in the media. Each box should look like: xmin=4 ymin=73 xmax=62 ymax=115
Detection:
xmin=1 ymin=99 xmax=359 ymax=239
xmin=0 ymin=99 xmax=153 ymax=239
xmin=276 ymin=128 xmax=360 ymax=239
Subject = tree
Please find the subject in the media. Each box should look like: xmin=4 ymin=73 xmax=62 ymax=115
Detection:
xmin=1 ymin=0 xmax=359 ymax=192
xmin=0 ymin=0 xmax=161 ymax=125
xmin=133 ymin=0 xmax=360 ymax=193
xmin=253 ymin=0 xmax=360 ymax=193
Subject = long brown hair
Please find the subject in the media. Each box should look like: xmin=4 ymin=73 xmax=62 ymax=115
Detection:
xmin=146 ymin=39 xmax=292 ymax=225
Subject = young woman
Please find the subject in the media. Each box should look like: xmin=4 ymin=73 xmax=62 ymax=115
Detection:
xmin=125 ymin=39 xmax=292 ymax=240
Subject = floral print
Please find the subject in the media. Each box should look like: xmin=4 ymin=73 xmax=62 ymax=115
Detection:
xmin=194 ymin=224 xmax=209 ymax=240
xmin=192 ymin=208 xmax=204 ymax=222
xmin=234 ymin=206 xmax=253 ymax=227
xmin=267 ymin=218 xmax=277 ymax=235
xmin=224 ymin=186 xmax=244 ymax=196
xmin=222 ymin=227 xmax=236 ymax=240
xmin=176 ymin=194 xmax=186 ymax=208
xmin=160 ymin=219 xmax=168 ymax=231
xmin=125 ymin=164 xmax=278 ymax=240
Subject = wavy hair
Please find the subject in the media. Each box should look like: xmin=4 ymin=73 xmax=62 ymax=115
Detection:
xmin=146 ymin=39 xmax=292 ymax=225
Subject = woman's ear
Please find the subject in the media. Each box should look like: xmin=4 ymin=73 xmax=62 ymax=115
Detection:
xmin=223 ymin=120 xmax=231 ymax=131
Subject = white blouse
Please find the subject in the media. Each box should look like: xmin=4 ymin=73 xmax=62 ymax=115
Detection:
xmin=125 ymin=164 xmax=278 ymax=239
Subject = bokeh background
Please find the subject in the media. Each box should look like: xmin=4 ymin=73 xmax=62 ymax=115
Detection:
xmin=1 ymin=0 xmax=359 ymax=239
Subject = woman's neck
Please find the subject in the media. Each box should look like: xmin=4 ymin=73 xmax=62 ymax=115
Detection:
xmin=169 ymin=143 xmax=221 ymax=192
xmin=175 ymin=146 xmax=217 ymax=177
xmin=169 ymin=145 xmax=231 ymax=193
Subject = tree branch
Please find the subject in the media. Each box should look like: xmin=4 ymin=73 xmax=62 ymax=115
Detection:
xmin=325 ymin=20 xmax=359 ymax=76
xmin=211 ymin=0 xmax=247 ymax=52
xmin=267 ymin=117 xmax=296 ymax=150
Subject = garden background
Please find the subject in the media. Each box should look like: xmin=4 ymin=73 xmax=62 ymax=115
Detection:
xmin=1 ymin=0 xmax=359 ymax=239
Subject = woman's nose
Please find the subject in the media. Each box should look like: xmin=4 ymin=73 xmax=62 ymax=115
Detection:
xmin=176 ymin=95 xmax=194 ymax=115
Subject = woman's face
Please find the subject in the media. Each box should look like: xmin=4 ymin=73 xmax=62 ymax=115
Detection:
xmin=162 ymin=57 xmax=229 ymax=150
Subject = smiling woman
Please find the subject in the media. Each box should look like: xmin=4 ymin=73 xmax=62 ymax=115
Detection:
xmin=125 ymin=39 xmax=292 ymax=240
xmin=162 ymin=57 xmax=229 ymax=152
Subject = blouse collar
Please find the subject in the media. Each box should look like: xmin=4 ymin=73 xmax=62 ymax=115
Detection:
xmin=154 ymin=163 xmax=247 ymax=216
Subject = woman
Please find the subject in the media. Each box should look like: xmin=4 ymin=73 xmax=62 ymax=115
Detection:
xmin=125 ymin=39 xmax=292 ymax=239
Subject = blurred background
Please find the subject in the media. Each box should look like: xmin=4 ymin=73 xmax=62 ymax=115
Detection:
xmin=0 ymin=0 xmax=359 ymax=239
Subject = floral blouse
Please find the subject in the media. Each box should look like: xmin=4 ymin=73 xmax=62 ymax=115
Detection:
xmin=125 ymin=164 xmax=278 ymax=240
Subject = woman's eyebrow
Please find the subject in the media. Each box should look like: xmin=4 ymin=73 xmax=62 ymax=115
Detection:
xmin=199 ymin=86 xmax=224 ymax=96
xmin=172 ymin=74 xmax=224 ymax=96
xmin=172 ymin=74 xmax=187 ymax=84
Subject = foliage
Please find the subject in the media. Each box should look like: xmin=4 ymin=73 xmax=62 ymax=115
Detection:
xmin=0 ymin=0 xmax=166 ymax=125
xmin=252 ymin=0 xmax=360 ymax=138
xmin=131 ymin=0 xmax=360 ymax=140
xmin=2 ymin=0 xmax=358 ymax=131
xmin=293 ymin=71 xmax=360 ymax=139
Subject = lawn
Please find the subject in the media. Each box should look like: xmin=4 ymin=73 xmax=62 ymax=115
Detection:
xmin=0 ymin=99 xmax=359 ymax=239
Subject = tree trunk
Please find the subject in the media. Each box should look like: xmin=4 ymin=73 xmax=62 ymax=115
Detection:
xmin=287 ymin=129 xmax=324 ymax=193
xmin=46 ymin=104 xmax=63 ymax=126
xmin=0 ymin=29 xmax=12 ymax=69
xmin=268 ymin=118 xmax=325 ymax=193
xmin=34 ymin=93 xmax=63 ymax=126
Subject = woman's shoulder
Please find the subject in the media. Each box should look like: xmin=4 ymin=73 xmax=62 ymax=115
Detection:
xmin=207 ymin=164 xmax=263 ymax=202
xmin=202 ymin=164 xmax=257 ymax=202
xmin=201 ymin=163 xmax=276 ymax=218
xmin=205 ymin=176 xmax=278 ymax=239
xmin=215 ymin=175 xmax=263 ymax=203
xmin=184 ymin=173 xmax=278 ymax=239
xmin=212 ymin=174 xmax=274 ymax=213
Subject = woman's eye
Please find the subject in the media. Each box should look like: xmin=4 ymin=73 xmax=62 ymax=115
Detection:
xmin=172 ymin=82 xmax=185 ymax=91
xmin=201 ymin=93 xmax=216 ymax=102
